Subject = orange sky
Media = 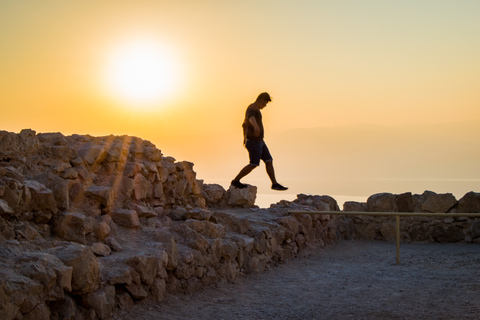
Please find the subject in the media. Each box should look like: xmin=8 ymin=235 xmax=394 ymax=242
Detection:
xmin=1 ymin=1 xmax=480 ymax=203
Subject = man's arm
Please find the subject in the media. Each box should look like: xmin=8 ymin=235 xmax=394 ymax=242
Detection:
xmin=249 ymin=116 xmax=261 ymax=137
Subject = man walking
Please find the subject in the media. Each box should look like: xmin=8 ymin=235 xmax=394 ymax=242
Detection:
xmin=231 ymin=92 xmax=288 ymax=191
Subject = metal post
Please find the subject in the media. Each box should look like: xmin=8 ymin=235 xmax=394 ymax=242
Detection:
xmin=396 ymin=215 xmax=400 ymax=265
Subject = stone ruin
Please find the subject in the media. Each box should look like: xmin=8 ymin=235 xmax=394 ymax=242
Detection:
xmin=0 ymin=129 xmax=479 ymax=320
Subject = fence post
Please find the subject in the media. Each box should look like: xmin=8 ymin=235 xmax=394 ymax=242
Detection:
xmin=396 ymin=215 xmax=400 ymax=265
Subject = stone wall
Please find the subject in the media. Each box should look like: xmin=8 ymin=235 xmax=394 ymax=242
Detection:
xmin=0 ymin=130 xmax=340 ymax=320
xmin=1 ymin=129 xmax=479 ymax=319
xmin=338 ymin=191 xmax=480 ymax=243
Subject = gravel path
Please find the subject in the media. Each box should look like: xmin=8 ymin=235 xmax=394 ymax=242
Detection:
xmin=114 ymin=240 xmax=480 ymax=320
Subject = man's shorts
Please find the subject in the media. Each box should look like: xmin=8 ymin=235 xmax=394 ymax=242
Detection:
xmin=245 ymin=139 xmax=273 ymax=166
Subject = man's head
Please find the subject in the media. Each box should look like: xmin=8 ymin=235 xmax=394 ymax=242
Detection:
xmin=256 ymin=92 xmax=271 ymax=103
xmin=255 ymin=92 xmax=271 ymax=109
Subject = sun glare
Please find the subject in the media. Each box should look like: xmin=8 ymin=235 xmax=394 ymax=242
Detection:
xmin=104 ymin=39 xmax=181 ymax=108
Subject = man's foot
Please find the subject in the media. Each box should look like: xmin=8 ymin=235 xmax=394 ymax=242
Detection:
xmin=272 ymin=183 xmax=288 ymax=191
xmin=231 ymin=180 xmax=248 ymax=189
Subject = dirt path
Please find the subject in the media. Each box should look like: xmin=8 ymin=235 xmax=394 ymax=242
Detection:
xmin=113 ymin=241 xmax=480 ymax=320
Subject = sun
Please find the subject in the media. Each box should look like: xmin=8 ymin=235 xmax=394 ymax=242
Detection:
xmin=104 ymin=39 xmax=181 ymax=107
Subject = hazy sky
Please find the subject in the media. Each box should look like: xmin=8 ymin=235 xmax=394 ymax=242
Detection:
xmin=1 ymin=0 xmax=479 ymax=200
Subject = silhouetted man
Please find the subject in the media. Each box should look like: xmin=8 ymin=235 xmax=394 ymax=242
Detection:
xmin=231 ymin=92 xmax=288 ymax=191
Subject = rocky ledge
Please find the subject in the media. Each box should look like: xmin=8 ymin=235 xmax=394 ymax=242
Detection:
xmin=0 ymin=129 xmax=479 ymax=320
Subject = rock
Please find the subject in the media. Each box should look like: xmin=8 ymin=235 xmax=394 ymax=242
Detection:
xmin=202 ymin=184 xmax=226 ymax=205
xmin=125 ymin=283 xmax=149 ymax=299
xmin=49 ymin=243 xmax=100 ymax=295
xmin=23 ymin=180 xmax=57 ymax=212
xmin=343 ymin=201 xmax=366 ymax=212
xmin=396 ymin=192 xmax=414 ymax=212
xmin=49 ymin=294 xmax=76 ymax=320
xmin=367 ymin=193 xmax=397 ymax=212
xmin=133 ymin=173 xmax=152 ymax=200
xmin=0 ymin=199 xmax=14 ymax=216
xmin=78 ymin=143 xmax=107 ymax=165
xmin=54 ymin=212 xmax=87 ymax=244
xmin=110 ymin=209 xmax=140 ymax=228
xmin=105 ymin=236 xmax=123 ymax=252
xmin=458 ymin=192 xmax=480 ymax=213
xmin=184 ymin=219 xmax=226 ymax=239
xmin=168 ymin=207 xmax=188 ymax=221
xmin=85 ymin=186 xmax=115 ymax=209
xmin=91 ymin=243 xmax=111 ymax=256
xmin=432 ymin=225 xmax=464 ymax=243
xmin=150 ymin=279 xmax=166 ymax=302
xmin=134 ymin=204 xmax=157 ymax=218
xmin=379 ymin=222 xmax=396 ymax=240
xmin=17 ymin=252 xmax=73 ymax=300
xmin=126 ymin=253 xmax=159 ymax=287
xmin=421 ymin=191 xmax=457 ymax=213
xmin=81 ymin=285 xmax=115 ymax=319
xmin=227 ymin=185 xmax=257 ymax=207
xmin=186 ymin=208 xmax=212 ymax=220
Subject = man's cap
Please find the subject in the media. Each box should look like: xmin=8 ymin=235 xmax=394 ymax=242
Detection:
xmin=257 ymin=92 xmax=272 ymax=102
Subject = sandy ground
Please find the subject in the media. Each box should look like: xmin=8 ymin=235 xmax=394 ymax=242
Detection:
xmin=113 ymin=240 xmax=480 ymax=320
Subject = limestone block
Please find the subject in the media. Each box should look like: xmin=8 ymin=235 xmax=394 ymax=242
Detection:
xmin=127 ymin=254 xmax=159 ymax=287
xmin=133 ymin=173 xmax=152 ymax=200
xmin=23 ymin=180 xmax=57 ymax=212
xmin=343 ymin=201 xmax=367 ymax=212
xmin=49 ymin=294 xmax=76 ymax=320
xmin=432 ymin=225 xmax=464 ymax=243
xmin=22 ymin=301 xmax=50 ymax=320
xmin=220 ymin=239 xmax=239 ymax=261
xmin=134 ymin=204 xmax=157 ymax=218
xmin=168 ymin=207 xmax=188 ymax=221
xmin=186 ymin=208 xmax=212 ymax=220
xmin=396 ymin=192 xmax=414 ymax=212
xmin=78 ymin=143 xmax=107 ymax=165
xmin=17 ymin=252 xmax=73 ymax=299
xmin=202 ymin=183 xmax=226 ymax=205
xmin=13 ymin=222 xmax=41 ymax=241
xmin=105 ymin=236 xmax=123 ymax=252
xmin=81 ymin=285 xmax=115 ymax=320
xmin=49 ymin=243 xmax=100 ymax=295
xmin=93 ymin=221 xmax=111 ymax=241
xmin=150 ymin=279 xmax=166 ymax=302
xmin=227 ymin=185 xmax=257 ymax=207
xmin=52 ymin=145 xmax=77 ymax=161
xmin=152 ymin=229 xmax=178 ymax=270
xmin=458 ymin=191 xmax=480 ymax=213
xmin=379 ymin=222 xmax=396 ymax=240
xmin=181 ymin=226 xmax=210 ymax=254
xmin=367 ymin=192 xmax=397 ymax=212
xmin=276 ymin=215 xmax=299 ymax=235
xmin=85 ymin=186 xmax=115 ymax=209
xmin=125 ymin=283 xmax=148 ymax=299
xmin=421 ymin=191 xmax=457 ymax=213
xmin=0 ymin=199 xmax=14 ymax=216
xmin=54 ymin=212 xmax=86 ymax=244
xmin=110 ymin=209 xmax=140 ymax=229
xmin=115 ymin=290 xmax=134 ymax=310
xmin=185 ymin=219 xmax=226 ymax=239
xmin=91 ymin=243 xmax=111 ymax=257
xmin=211 ymin=211 xmax=253 ymax=234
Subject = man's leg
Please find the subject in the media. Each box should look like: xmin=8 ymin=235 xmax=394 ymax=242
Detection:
xmin=234 ymin=164 xmax=256 ymax=182
xmin=265 ymin=160 xmax=278 ymax=185
xmin=231 ymin=164 xmax=256 ymax=188
xmin=265 ymin=160 xmax=288 ymax=191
